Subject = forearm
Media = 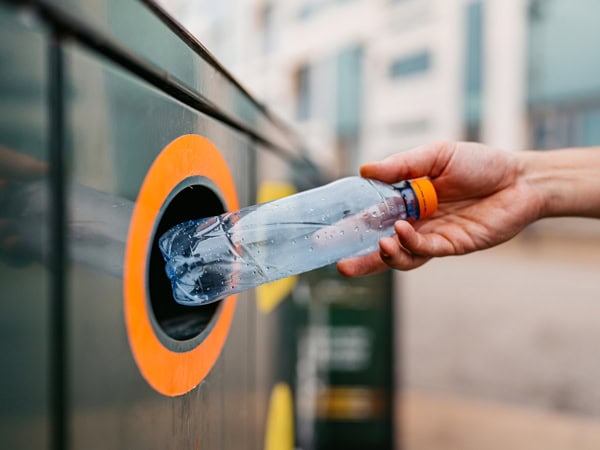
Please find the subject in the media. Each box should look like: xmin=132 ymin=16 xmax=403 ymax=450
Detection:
xmin=520 ymin=147 xmax=600 ymax=219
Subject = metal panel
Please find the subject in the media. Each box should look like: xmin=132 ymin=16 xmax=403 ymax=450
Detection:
xmin=64 ymin=44 xmax=261 ymax=448
xmin=42 ymin=0 xmax=298 ymax=155
xmin=0 ymin=2 xmax=394 ymax=450
xmin=0 ymin=5 xmax=50 ymax=449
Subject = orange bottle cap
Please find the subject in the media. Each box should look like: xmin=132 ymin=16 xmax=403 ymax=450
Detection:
xmin=410 ymin=177 xmax=438 ymax=219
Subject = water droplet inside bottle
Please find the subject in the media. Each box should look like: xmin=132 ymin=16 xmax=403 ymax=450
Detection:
xmin=309 ymin=246 xmax=314 ymax=252
xmin=339 ymin=230 xmax=345 ymax=236
xmin=354 ymin=226 xmax=359 ymax=232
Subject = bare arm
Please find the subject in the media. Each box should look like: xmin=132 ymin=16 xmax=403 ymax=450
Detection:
xmin=337 ymin=142 xmax=600 ymax=277
xmin=522 ymin=147 xmax=600 ymax=219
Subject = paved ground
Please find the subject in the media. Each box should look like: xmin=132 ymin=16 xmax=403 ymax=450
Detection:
xmin=401 ymin=390 xmax=600 ymax=450
xmin=395 ymin=218 xmax=600 ymax=449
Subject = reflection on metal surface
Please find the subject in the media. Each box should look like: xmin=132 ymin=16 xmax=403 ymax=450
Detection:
xmin=14 ymin=0 xmax=308 ymax=158
xmin=0 ymin=6 xmax=50 ymax=449
xmin=6 ymin=180 xmax=133 ymax=277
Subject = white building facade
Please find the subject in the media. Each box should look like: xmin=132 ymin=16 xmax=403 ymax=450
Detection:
xmin=161 ymin=0 xmax=600 ymax=178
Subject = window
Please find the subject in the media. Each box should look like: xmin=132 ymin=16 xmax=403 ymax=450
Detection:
xmin=258 ymin=3 xmax=274 ymax=53
xmin=297 ymin=1 xmax=317 ymax=20
xmin=527 ymin=0 xmax=600 ymax=148
xmin=531 ymin=107 xmax=600 ymax=149
xmin=336 ymin=45 xmax=363 ymax=136
xmin=389 ymin=51 xmax=431 ymax=79
xmin=336 ymin=45 xmax=364 ymax=172
xmin=464 ymin=0 xmax=484 ymax=141
xmin=582 ymin=110 xmax=600 ymax=146
xmin=527 ymin=0 xmax=600 ymax=104
xmin=294 ymin=64 xmax=312 ymax=120
xmin=297 ymin=0 xmax=357 ymax=21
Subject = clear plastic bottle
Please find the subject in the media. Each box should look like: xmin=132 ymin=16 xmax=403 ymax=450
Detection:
xmin=159 ymin=176 xmax=437 ymax=306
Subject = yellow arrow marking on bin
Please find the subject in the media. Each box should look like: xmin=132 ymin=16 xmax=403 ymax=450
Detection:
xmin=264 ymin=383 xmax=294 ymax=450
xmin=256 ymin=181 xmax=298 ymax=314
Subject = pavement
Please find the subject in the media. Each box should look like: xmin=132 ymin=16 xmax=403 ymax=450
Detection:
xmin=395 ymin=218 xmax=600 ymax=449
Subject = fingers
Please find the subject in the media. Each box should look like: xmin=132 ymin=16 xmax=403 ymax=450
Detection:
xmin=393 ymin=220 xmax=428 ymax=254
xmin=337 ymin=251 xmax=389 ymax=277
xmin=337 ymin=223 xmax=434 ymax=277
xmin=336 ymin=232 xmax=431 ymax=277
xmin=379 ymin=236 xmax=430 ymax=270
xmin=359 ymin=141 xmax=454 ymax=183
xmin=374 ymin=220 xmax=457 ymax=271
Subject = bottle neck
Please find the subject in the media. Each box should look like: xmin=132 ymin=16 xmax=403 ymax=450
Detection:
xmin=393 ymin=182 xmax=420 ymax=220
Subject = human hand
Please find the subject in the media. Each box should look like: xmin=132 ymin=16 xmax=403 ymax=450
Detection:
xmin=337 ymin=142 xmax=543 ymax=276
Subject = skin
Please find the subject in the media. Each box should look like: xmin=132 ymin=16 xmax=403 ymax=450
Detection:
xmin=337 ymin=141 xmax=600 ymax=277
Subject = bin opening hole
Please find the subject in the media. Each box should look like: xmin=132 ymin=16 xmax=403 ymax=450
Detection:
xmin=148 ymin=181 xmax=225 ymax=342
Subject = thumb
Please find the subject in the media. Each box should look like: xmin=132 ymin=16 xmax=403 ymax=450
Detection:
xmin=360 ymin=142 xmax=453 ymax=183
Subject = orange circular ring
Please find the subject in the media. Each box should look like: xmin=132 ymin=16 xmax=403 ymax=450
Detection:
xmin=123 ymin=134 xmax=239 ymax=396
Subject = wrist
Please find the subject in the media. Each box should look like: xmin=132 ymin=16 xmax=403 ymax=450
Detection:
xmin=519 ymin=148 xmax=600 ymax=219
xmin=518 ymin=150 xmax=557 ymax=219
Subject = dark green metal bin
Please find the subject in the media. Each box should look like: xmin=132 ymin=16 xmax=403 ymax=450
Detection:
xmin=0 ymin=1 xmax=394 ymax=449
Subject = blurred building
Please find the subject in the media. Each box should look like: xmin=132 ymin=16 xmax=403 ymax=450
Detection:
xmin=160 ymin=0 xmax=600 ymax=178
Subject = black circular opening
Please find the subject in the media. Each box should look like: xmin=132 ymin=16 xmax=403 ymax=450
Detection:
xmin=148 ymin=178 xmax=226 ymax=345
